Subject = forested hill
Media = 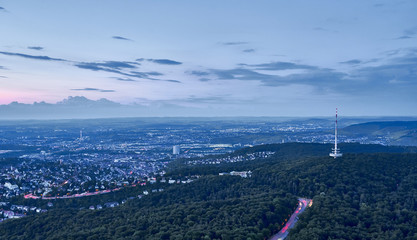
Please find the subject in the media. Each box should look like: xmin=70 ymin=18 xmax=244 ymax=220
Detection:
xmin=233 ymin=142 xmax=417 ymax=156
xmin=1 ymin=143 xmax=417 ymax=239
xmin=288 ymin=153 xmax=417 ymax=239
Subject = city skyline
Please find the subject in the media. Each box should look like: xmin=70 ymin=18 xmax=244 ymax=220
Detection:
xmin=1 ymin=1 xmax=417 ymax=117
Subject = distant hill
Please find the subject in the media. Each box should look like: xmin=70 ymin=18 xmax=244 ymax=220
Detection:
xmin=342 ymin=121 xmax=417 ymax=146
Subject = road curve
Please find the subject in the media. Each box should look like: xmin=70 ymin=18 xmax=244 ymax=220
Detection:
xmin=269 ymin=198 xmax=312 ymax=240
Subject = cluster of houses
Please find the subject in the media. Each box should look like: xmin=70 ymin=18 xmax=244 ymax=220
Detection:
xmin=0 ymin=202 xmax=48 ymax=222
xmin=186 ymin=151 xmax=275 ymax=165
xmin=219 ymin=171 xmax=252 ymax=178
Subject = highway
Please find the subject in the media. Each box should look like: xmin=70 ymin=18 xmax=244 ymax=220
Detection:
xmin=269 ymin=198 xmax=312 ymax=240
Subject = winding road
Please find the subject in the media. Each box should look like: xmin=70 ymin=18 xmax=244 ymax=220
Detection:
xmin=269 ymin=198 xmax=312 ymax=240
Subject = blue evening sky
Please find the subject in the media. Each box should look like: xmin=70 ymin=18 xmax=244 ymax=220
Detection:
xmin=0 ymin=0 xmax=416 ymax=116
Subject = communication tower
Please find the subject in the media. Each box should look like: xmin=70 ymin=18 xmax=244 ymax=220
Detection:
xmin=329 ymin=108 xmax=342 ymax=158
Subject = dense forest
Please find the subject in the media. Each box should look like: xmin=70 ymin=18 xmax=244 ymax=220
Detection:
xmin=2 ymin=143 xmax=417 ymax=239
xmin=0 ymin=169 xmax=297 ymax=239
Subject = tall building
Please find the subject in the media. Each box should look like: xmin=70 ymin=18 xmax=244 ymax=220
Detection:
xmin=173 ymin=145 xmax=180 ymax=155
xmin=329 ymin=108 xmax=342 ymax=159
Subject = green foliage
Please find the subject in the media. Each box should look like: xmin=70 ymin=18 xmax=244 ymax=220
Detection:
xmin=2 ymin=143 xmax=417 ymax=239
xmin=0 ymin=175 xmax=296 ymax=239
xmin=287 ymin=153 xmax=417 ymax=239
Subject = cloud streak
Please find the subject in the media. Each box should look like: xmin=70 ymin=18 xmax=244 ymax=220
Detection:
xmin=112 ymin=77 xmax=136 ymax=82
xmin=112 ymin=36 xmax=132 ymax=41
xmin=189 ymin=70 xmax=210 ymax=76
xmin=204 ymin=49 xmax=417 ymax=99
xmin=27 ymin=46 xmax=44 ymax=51
xmin=0 ymin=51 xmax=65 ymax=61
xmin=396 ymin=26 xmax=417 ymax=39
xmin=221 ymin=41 xmax=248 ymax=45
xmin=243 ymin=49 xmax=255 ymax=53
xmin=71 ymin=88 xmax=116 ymax=92
xmin=242 ymin=61 xmax=317 ymax=71
xmin=340 ymin=59 xmax=362 ymax=65
xmin=75 ymin=61 xmax=138 ymax=71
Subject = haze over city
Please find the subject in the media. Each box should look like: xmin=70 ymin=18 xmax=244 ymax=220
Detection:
xmin=1 ymin=0 xmax=417 ymax=117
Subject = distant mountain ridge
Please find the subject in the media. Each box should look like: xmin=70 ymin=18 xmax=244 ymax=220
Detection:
xmin=0 ymin=96 xmax=205 ymax=119
xmin=342 ymin=121 xmax=417 ymax=146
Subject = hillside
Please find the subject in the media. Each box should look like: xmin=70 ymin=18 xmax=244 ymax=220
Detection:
xmin=1 ymin=143 xmax=417 ymax=239
xmin=342 ymin=121 xmax=417 ymax=146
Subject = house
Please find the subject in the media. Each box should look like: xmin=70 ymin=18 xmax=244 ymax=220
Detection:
xmin=104 ymin=202 xmax=119 ymax=208
xmin=3 ymin=210 xmax=14 ymax=218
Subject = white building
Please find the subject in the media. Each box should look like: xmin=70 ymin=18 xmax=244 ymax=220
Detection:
xmin=173 ymin=145 xmax=180 ymax=155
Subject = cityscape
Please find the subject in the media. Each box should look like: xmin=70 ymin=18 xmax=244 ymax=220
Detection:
xmin=1 ymin=117 xmax=414 ymax=221
xmin=1 ymin=1 xmax=417 ymax=238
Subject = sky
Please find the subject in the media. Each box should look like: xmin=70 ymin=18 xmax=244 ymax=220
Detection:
xmin=0 ymin=0 xmax=417 ymax=117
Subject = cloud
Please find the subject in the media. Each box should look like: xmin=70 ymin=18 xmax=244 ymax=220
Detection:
xmin=113 ymin=77 xmax=137 ymax=82
xmin=199 ymin=78 xmax=210 ymax=82
xmin=75 ymin=63 xmax=161 ymax=81
xmin=27 ymin=46 xmax=44 ymax=51
xmin=208 ymin=54 xmax=415 ymax=97
xmin=0 ymin=6 xmax=5 ymax=11
xmin=100 ymin=90 xmax=116 ymax=92
xmin=0 ymin=51 xmax=65 ymax=61
xmin=185 ymin=95 xmax=226 ymax=103
xmin=243 ymin=61 xmax=317 ymax=71
xmin=354 ymin=56 xmax=417 ymax=86
xmin=189 ymin=70 xmax=210 ymax=76
xmin=128 ymin=71 xmax=157 ymax=79
xmin=397 ymin=26 xmax=417 ymax=39
xmin=145 ymin=71 xmax=164 ymax=76
xmin=165 ymin=80 xmax=181 ymax=83
xmin=397 ymin=36 xmax=413 ymax=39
xmin=243 ymin=49 xmax=255 ymax=53
xmin=404 ymin=26 xmax=417 ymax=36
xmin=137 ymin=58 xmax=182 ymax=65
xmin=149 ymin=59 xmax=182 ymax=65
xmin=340 ymin=59 xmax=362 ymax=65
xmin=71 ymin=88 xmax=115 ymax=92
xmin=212 ymin=67 xmax=345 ymax=88
xmin=77 ymin=61 xmax=138 ymax=70
xmin=221 ymin=42 xmax=248 ymax=45
xmin=0 ymin=76 xmax=7 ymax=78
xmin=74 ymin=61 xmax=140 ymax=77
xmin=112 ymin=36 xmax=132 ymax=41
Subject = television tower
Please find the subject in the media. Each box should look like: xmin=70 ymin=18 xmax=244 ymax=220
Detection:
xmin=329 ymin=108 xmax=342 ymax=158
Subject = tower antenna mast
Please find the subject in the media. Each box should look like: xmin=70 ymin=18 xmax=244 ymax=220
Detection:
xmin=329 ymin=108 xmax=342 ymax=158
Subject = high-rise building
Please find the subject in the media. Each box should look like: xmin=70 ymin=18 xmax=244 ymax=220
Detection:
xmin=173 ymin=145 xmax=180 ymax=155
